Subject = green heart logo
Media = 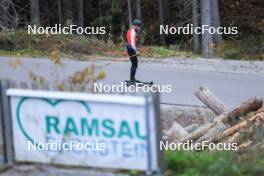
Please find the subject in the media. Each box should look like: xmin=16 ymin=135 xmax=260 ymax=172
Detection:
xmin=16 ymin=97 xmax=91 ymax=145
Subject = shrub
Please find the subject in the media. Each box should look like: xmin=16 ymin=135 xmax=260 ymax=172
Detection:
xmin=215 ymin=35 xmax=264 ymax=60
xmin=0 ymin=30 xmax=109 ymax=56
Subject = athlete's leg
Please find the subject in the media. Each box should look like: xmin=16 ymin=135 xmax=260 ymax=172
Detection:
xmin=130 ymin=55 xmax=138 ymax=81
xmin=126 ymin=45 xmax=138 ymax=81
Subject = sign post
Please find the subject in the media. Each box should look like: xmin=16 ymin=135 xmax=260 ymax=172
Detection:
xmin=6 ymin=89 xmax=162 ymax=173
xmin=0 ymin=80 xmax=14 ymax=165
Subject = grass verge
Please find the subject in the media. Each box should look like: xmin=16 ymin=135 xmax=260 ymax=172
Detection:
xmin=0 ymin=30 xmax=193 ymax=59
xmin=215 ymin=35 xmax=264 ymax=60
xmin=164 ymin=150 xmax=264 ymax=176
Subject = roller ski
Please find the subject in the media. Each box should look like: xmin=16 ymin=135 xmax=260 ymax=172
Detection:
xmin=125 ymin=79 xmax=153 ymax=86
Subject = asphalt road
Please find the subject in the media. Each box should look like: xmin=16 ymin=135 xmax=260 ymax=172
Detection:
xmin=0 ymin=56 xmax=264 ymax=108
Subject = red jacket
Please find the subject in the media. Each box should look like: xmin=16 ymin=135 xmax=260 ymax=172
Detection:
xmin=127 ymin=28 xmax=137 ymax=51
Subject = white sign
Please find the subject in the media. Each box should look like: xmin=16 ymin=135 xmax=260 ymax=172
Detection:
xmin=7 ymin=89 xmax=160 ymax=171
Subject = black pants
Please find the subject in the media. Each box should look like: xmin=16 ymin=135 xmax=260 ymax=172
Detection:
xmin=127 ymin=45 xmax=138 ymax=81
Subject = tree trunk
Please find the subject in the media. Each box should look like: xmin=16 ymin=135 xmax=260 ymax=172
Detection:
xmin=0 ymin=0 xmax=11 ymax=29
xmin=195 ymin=85 xmax=228 ymax=115
xmin=135 ymin=0 xmax=142 ymax=45
xmin=210 ymin=0 xmax=222 ymax=45
xmin=159 ymin=0 xmax=166 ymax=45
xmin=30 ymin=0 xmax=40 ymax=25
xmin=200 ymin=0 xmax=213 ymax=58
xmin=42 ymin=1 xmax=49 ymax=24
xmin=127 ymin=0 xmax=132 ymax=26
xmin=98 ymin=0 xmax=103 ymax=26
xmin=214 ymin=97 xmax=263 ymax=124
xmin=163 ymin=0 xmax=169 ymax=17
xmin=136 ymin=0 xmax=141 ymax=20
xmin=58 ymin=0 xmax=62 ymax=24
xmin=78 ymin=0 xmax=84 ymax=27
xmin=192 ymin=0 xmax=200 ymax=52
xmin=64 ymin=0 xmax=73 ymax=23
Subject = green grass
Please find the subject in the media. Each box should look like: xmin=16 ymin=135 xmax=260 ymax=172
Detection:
xmin=121 ymin=149 xmax=264 ymax=176
xmin=149 ymin=46 xmax=193 ymax=58
xmin=0 ymin=49 xmax=47 ymax=58
xmin=164 ymin=150 xmax=264 ymax=176
xmin=215 ymin=35 xmax=264 ymax=60
xmin=137 ymin=46 xmax=195 ymax=58
xmin=0 ymin=30 xmax=196 ymax=59
xmin=0 ymin=30 xmax=263 ymax=60
xmin=0 ymin=30 xmax=109 ymax=57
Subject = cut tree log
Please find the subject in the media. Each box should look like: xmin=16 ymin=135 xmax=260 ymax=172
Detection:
xmin=208 ymin=112 xmax=264 ymax=143
xmin=223 ymin=132 xmax=240 ymax=144
xmin=238 ymin=141 xmax=252 ymax=150
xmin=184 ymin=123 xmax=200 ymax=133
xmin=253 ymin=142 xmax=264 ymax=149
xmin=165 ymin=122 xmax=188 ymax=142
xmin=214 ymin=97 xmax=263 ymax=123
xmin=180 ymin=122 xmax=216 ymax=143
xmin=196 ymin=121 xmax=227 ymax=143
xmin=257 ymin=106 xmax=264 ymax=113
xmin=195 ymin=85 xmax=228 ymax=115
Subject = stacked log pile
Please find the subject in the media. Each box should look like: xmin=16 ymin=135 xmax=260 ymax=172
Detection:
xmin=163 ymin=85 xmax=264 ymax=151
